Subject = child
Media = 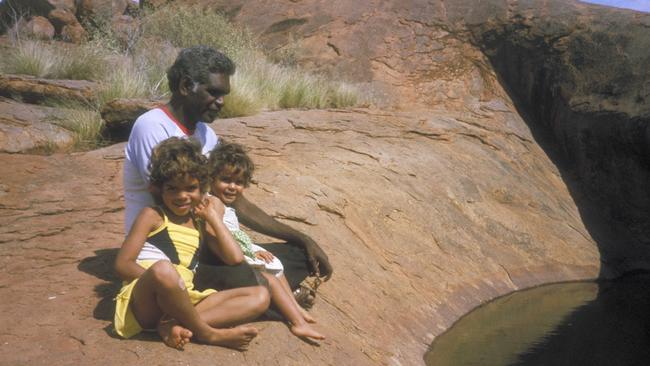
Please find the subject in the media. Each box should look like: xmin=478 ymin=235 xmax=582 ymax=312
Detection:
xmin=208 ymin=141 xmax=325 ymax=341
xmin=114 ymin=137 xmax=267 ymax=350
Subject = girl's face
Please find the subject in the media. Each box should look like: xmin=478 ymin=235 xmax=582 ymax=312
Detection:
xmin=161 ymin=174 xmax=202 ymax=217
xmin=212 ymin=166 xmax=246 ymax=205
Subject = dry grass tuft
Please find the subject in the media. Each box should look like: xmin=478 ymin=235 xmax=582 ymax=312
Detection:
xmin=0 ymin=4 xmax=360 ymax=150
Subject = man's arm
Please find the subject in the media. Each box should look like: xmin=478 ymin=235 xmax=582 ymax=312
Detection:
xmin=232 ymin=194 xmax=333 ymax=280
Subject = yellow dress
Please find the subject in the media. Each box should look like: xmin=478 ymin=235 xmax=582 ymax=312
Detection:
xmin=114 ymin=211 xmax=216 ymax=338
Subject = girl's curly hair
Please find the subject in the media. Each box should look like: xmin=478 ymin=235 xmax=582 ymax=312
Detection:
xmin=208 ymin=140 xmax=254 ymax=187
xmin=149 ymin=137 xmax=210 ymax=198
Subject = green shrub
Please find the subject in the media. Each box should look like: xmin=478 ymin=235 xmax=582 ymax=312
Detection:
xmin=97 ymin=57 xmax=150 ymax=106
xmin=56 ymin=43 xmax=109 ymax=80
xmin=141 ymin=6 xmax=256 ymax=60
xmin=2 ymin=40 xmax=57 ymax=77
xmin=1 ymin=40 xmax=109 ymax=80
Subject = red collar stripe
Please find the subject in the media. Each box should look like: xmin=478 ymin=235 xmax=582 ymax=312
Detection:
xmin=160 ymin=105 xmax=191 ymax=136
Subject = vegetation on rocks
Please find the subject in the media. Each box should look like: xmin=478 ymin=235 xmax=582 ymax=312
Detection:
xmin=0 ymin=4 xmax=359 ymax=151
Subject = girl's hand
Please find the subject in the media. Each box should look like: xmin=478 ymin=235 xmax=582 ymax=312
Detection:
xmin=255 ymin=250 xmax=275 ymax=263
xmin=194 ymin=196 xmax=219 ymax=221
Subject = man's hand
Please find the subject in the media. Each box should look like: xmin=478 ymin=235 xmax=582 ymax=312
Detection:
xmin=294 ymin=235 xmax=333 ymax=281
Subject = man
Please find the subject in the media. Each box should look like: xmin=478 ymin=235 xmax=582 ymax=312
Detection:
xmin=123 ymin=46 xmax=332 ymax=296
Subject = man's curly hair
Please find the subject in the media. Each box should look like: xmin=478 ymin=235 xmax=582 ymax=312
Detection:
xmin=208 ymin=140 xmax=254 ymax=187
xmin=149 ymin=137 xmax=210 ymax=200
xmin=167 ymin=45 xmax=236 ymax=93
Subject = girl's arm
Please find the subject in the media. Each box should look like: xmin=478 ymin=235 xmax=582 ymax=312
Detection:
xmin=114 ymin=207 xmax=161 ymax=282
xmin=194 ymin=196 xmax=244 ymax=265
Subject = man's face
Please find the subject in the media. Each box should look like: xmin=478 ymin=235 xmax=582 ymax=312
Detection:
xmin=186 ymin=72 xmax=231 ymax=124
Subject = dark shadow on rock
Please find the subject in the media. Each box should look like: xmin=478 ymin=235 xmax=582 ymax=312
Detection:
xmin=461 ymin=7 xmax=650 ymax=365
xmin=195 ymin=242 xmax=310 ymax=291
xmin=511 ymin=275 xmax=650 ymax=366
xmin=78 ymin=248 xmax=121 ymax=321
xmin=469 ymin=8 xmax=650 ymax=280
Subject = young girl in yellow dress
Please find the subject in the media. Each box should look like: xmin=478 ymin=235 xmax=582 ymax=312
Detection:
xmin=114 ymin=137 xmax=268 ymax=350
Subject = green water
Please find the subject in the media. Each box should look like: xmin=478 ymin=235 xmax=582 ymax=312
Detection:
xmin=426 ymin=276 xmax=650 ymax=366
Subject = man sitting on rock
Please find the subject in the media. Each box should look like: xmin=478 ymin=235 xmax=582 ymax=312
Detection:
xmin=122 ymin=45 xmax=332 ymax=307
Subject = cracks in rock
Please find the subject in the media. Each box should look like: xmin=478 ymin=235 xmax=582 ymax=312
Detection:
xmin=405 ymin=130 xmax=451 ymax=141
xmin=331 ymin=145 xmax=379 ymax=161
xmin=287 ymin=118 xmax=345 ymax=133
xmin=317 ymin=203 xmax=345 ymax=218
xmin=327 ymin=42 xmax=341 ymax=56
xmin=282 ymin=141 xmax=307 ymax=148
xmin=273 ymin=213 xmax=316 ymax=226
xmin=498 ymin=263 xmax=517 ymax=288
xmin=431 ymin=235 xmax=449 ymax=256
xmin=238 ymin=120 xmax=268 ymax=129
xmin=252 ymin=146 xmax=283 ymax=157
xmin=0 ymin=226 xmax=72 ymax=244
xmin=458 ymin=132 xmax=501 ymax=150
xmin=565 ymin=222 xmax=593 ymax=243
xmin=456 ymin=117 xmax=533 ymax=144
xmin=69 ymin=335 xmax=86 ymax=346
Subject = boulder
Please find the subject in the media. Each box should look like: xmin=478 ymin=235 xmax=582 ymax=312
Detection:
xmin=76 ymin=0 xmax=128 ymax=20
xmin=0 ymin=97 xmax=74 ymax=153
xmin=19 ymin=16 xmax=56 ymax=40
xmin=60 ymin=22 xmax=87 ymax=43
xmin=48 ymin=8 xmax=79 ymax=34
xmin=110 ymin=14 xmax=140 ymax=50
xmin=0 ymin=74 xmax=97 ymax=104
xmin=139 ymin=0 xmax=173 ymax=10
xmin=100 ymin=98 xmax=160 ymax=140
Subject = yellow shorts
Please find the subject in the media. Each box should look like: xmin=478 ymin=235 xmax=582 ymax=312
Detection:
xmin=114 ymin=260 xmax=216 ymax=338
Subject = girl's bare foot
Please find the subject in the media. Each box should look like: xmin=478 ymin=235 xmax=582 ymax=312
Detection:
xmin=196 ymin=325 xmax=259 ymax=351
xmin=290 ymin=322 xmax=325 ymax=341
xmin=299 ymin=307 xmax=316 ymax=324
xmin=157 ymin=319 xmax=193 ymax=350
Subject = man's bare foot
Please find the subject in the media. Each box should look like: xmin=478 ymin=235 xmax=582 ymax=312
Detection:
xmin=157 ymin=319 xmax=193 ymax=350
xmin=196 ymin=325 xmax=259 ymax=351
xmin=299 ymin=307 xmax=316 ymax=324
xmin=290 ymin=322 xmax=325 ymax=341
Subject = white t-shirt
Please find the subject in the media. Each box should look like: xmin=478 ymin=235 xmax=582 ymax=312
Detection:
xmin=123 ymin=107 xmax=219 ymax=233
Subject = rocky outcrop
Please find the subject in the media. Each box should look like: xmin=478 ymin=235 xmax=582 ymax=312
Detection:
xmin=0 ymin=107 xmax=604 ymax=365
xmin=0 ymin=0 xmax=130 ymax=43
xmin=201 ymin=0 xmax=650 ymax=272
xmin=18 ymin=15 xmax=55 ymax=40
xmin=100 ymin=98 xmax=160 ymax=140
xmin=467 ymin=2 xmax=650 ymax=252
xmin=0 ymin=74 xmax=97 ymax=104
xmin=0 ymin=97 xmax=74 ymax=152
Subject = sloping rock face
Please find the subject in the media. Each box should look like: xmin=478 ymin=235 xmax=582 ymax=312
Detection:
xmin=201 ymin=0 xmax=650 ymax=273
xmin=0 ymin=109 xmax=601 ymax=365
xmin=1 ymin=0 xmax=649 ymax=365
xmin=0 ymin=97 xmax=74 ymax=152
